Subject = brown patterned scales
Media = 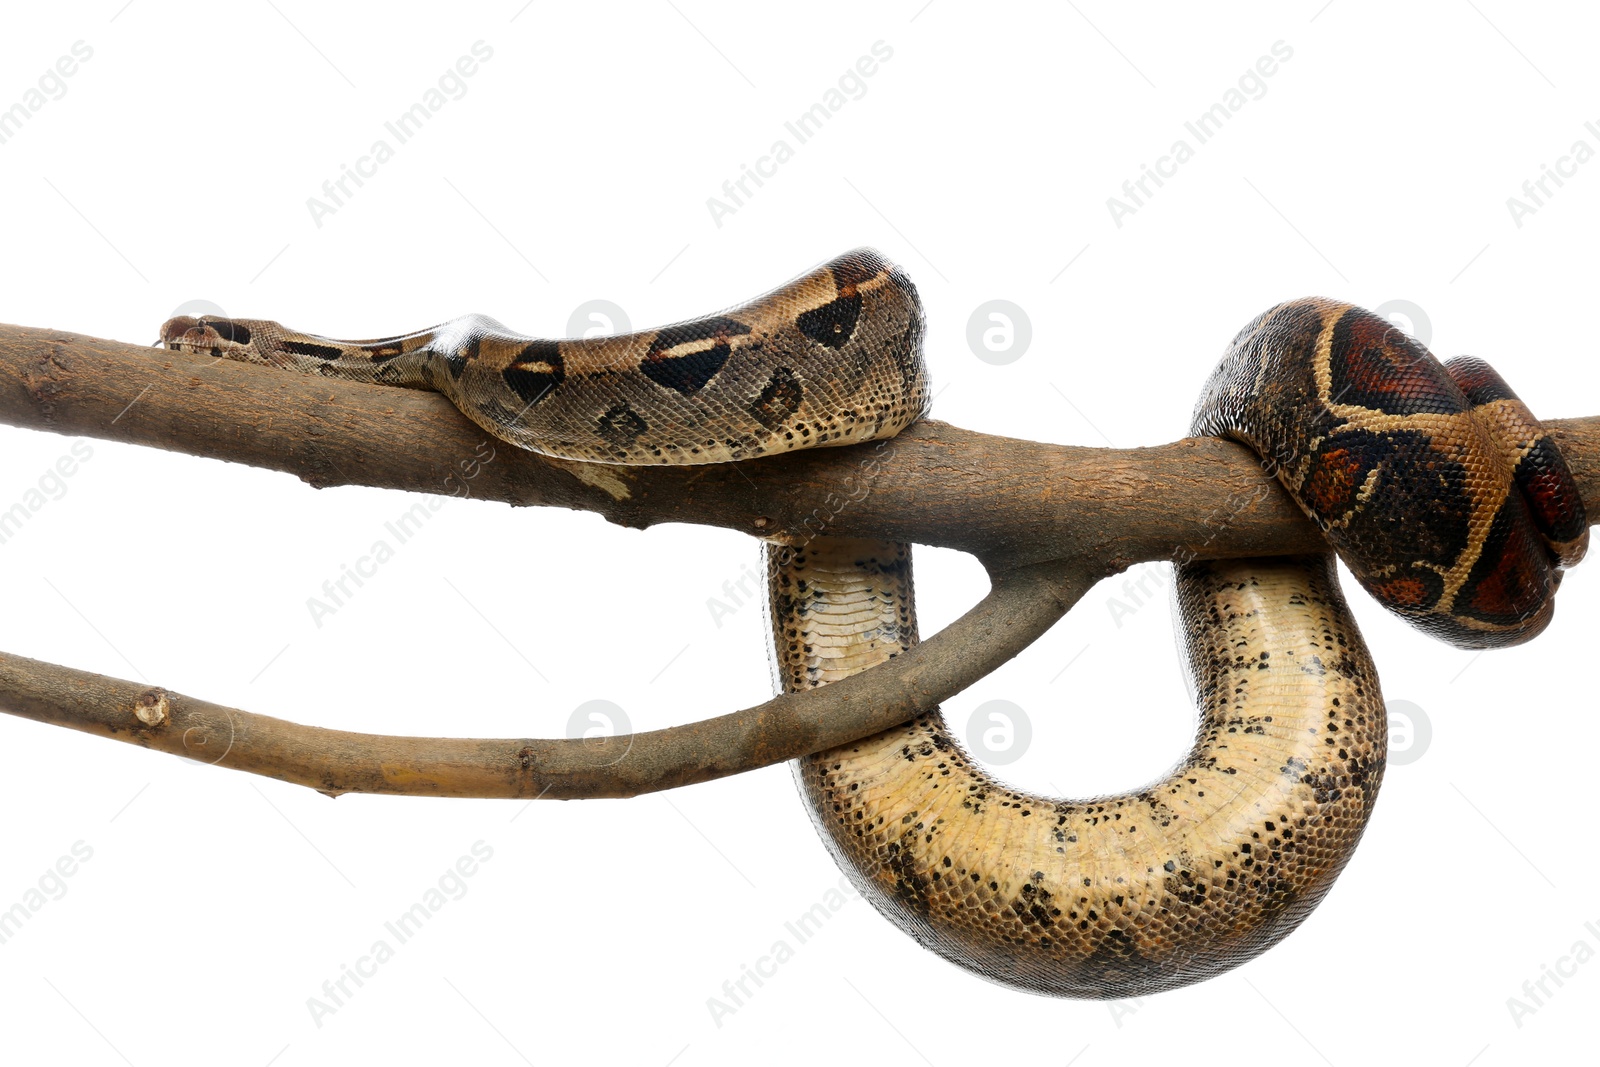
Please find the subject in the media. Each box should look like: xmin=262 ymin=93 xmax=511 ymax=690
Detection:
xmin=161 ymin=258 xmax=1586 ymax=997
xmin=163 ymin=250 xmax=926 ymax=464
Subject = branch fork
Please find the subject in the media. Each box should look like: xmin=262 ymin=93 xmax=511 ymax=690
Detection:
xmin=0 ymin=323 xmax=1595 ymax=798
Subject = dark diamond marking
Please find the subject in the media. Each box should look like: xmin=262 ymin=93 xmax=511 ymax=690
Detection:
xmin=1321 ymin=429 xmax=1472 ymax=572
xmin=642 ymin=348 xmax=729 ymax=395
xmin=1369 ymin=566 xmax=1445 ymax=614
xmin=1456 ymin=492 xmax=1553 ymax=626
xmin=751 ymin=367 xmax=803 ymax=429
xmin=797 ymin=293 xmax=862 ymax=349
xmin=1328 ymin=309 xmax=1462 ymax=416
xmin=641 ymin=316 xmax=750 ymax=395
xmin=502 ymin=340 xmax=564 ymax=406
xmin=597 ymin=401 xmax=647 ymax=448
xmin=1513 ymin=436 xmax=1589 ymax=546
xmin=443 ymin=337 xmax=481 ymax=380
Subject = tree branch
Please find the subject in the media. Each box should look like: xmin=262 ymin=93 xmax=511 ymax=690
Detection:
xmin=0 ymin=560 xmax=1089 ymax=799
xmin=0 ymin=321 xmax=1594 ymax=800
xmin=10 ymin=322 xmax=1596 ymax=573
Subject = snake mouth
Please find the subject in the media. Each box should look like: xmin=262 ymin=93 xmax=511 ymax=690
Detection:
xmin=158 ymin=315 xmax=256 ymax=356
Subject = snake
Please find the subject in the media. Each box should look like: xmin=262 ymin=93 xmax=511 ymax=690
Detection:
xmin=159 ymin=249 xmax=1588 ymax=998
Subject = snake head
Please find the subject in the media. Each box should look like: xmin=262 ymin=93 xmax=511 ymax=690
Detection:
xmin=159 ymin=315 xmax=264 ymax=359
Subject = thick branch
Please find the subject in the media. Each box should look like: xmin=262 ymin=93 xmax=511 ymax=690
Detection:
xmin=9 ymin=323 xmax=1597 ymax=571
xmin=0 ymin=561 xmax=1089 ymax=799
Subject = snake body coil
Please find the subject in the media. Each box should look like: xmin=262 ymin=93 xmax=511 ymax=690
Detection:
xmin=162 ymin=252 xmax=1586 ymax=998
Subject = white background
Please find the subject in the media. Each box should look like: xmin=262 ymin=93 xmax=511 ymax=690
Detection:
xmin=1 ymin=2 xmax=1597 ymax=1064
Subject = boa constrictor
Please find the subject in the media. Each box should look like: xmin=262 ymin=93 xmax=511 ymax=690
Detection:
xmin=160 ymin=249 xmax=1588 ymax=997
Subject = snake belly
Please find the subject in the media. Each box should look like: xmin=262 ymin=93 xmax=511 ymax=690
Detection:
xmin=161 ymin=261 xmax=1586 ymax=999
xmin=781 ymin=544 xmax=1386 ymax=998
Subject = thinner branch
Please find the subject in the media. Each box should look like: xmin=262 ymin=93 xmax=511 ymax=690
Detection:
xmin=0 ymin=561 xmax=1090 ymax=799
